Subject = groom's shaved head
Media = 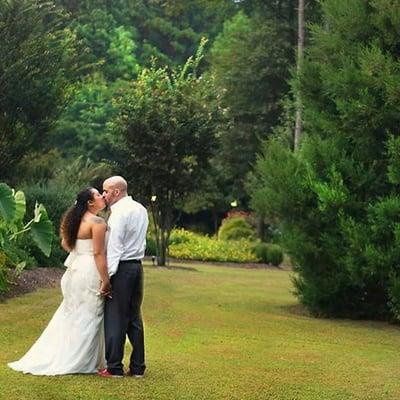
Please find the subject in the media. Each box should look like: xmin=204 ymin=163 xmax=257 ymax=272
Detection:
xmin=104 ymin=176 xmax=128 ymax=193
xmin=102 ymin=176 xmax=129 ymax=206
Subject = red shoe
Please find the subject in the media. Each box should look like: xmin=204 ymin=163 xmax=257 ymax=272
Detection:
xmin=97 ymin=368 xmax=123 ymax=378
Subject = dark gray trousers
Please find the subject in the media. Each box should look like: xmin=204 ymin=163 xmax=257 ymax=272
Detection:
xmin=104 ymin=261 xmax=145 ymax=375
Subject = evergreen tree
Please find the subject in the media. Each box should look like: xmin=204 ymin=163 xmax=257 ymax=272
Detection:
xmin=0 ymin=0 xmax=83 ymax=180
xmin=251 ymin=0 xmax=400 ymax=320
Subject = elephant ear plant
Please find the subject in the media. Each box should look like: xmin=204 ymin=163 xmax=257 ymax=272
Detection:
xmin=0 ymin=183 xmax=54 ymax=293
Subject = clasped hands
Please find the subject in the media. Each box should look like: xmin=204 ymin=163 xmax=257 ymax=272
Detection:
xmin=99 ymin=280 xmax=112 ymax=299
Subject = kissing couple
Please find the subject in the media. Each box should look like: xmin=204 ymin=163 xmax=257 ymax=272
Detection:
xmin=8 ymin=176 xmax=149 ymax=378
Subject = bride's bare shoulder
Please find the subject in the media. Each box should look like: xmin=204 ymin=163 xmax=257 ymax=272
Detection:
xmin=90 ymin=216 xmax=106 ymax=225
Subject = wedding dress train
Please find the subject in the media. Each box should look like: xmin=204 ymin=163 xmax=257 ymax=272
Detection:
xmin=8 ymin=239 xmax=105 ymax=375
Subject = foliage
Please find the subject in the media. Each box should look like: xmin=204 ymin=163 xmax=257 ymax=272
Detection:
xmin=218 ymin=216 xmax=256 ymax=241
xmin=113 ymin=40 xmax=223 ymax=265
xmin=266 ymin=244 xmax=284 ymax=266
xmin=168 ymin=229 xmax=258 ymax=263
xmin=145 ymin=236 xmax=157 ymax=257
xmin=19 ymin=157 xmax=113 ymax=267
xmin=180 ymin=157 xmax=232 ymax=234
xmin=0 ymin=0 xmax=84 ymax=179
xmin=15 ymin=150 xmax=64 ymax=183
xmin=0 ymin=251 xmax=8 ymax=293
xmin=0 ymin=183 xmax=54 ymax=291
xmin=23 ymin=156 xmax=113 ymax=228
xmin=71 ymin=8 xmax=139 ymax=81
xmin=209 ymin=10 xmax=293 ymax=203
xmin=51 ymin=75 xmax=125 ymax=163
xmin=250 ymin=0 xmax=400 ymax=320
xmin=253 ymin=242 xmax=284 ymax=266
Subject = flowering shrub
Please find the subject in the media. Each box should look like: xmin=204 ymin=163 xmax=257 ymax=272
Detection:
xmin=168 ymin=228 xmax=258 ymax=263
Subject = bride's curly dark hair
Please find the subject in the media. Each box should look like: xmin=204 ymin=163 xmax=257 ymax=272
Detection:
xmin=60 ymin=187 xmax=95 ymax=250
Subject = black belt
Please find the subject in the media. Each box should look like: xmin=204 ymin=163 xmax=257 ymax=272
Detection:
xmin=119 ymin=259 xmax=141 ymax=264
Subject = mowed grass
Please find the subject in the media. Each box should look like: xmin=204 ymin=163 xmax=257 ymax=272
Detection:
xmin=1 ymin=262 xmax=400 ymax=400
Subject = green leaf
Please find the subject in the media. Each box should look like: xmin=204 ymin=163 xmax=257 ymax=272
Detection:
xmin=14 ymin=191 xmax=26 ymax=222
xmin=0 ymin=183 xmax=16 ymax=221
xmin=15 ymin=262 xmax=26 ymax=276
xmin=30 ymin=204 xmax=54 ymax=257
xmin=33 ymin=202 xmax=44 ymax=223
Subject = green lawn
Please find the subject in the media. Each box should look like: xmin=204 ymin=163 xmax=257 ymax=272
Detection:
xmin=1 ymin=262 xmax=400 ymax=400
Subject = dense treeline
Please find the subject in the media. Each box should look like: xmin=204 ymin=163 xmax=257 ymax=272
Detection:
xmin=3 ymin=0 xmax=400 ymax=321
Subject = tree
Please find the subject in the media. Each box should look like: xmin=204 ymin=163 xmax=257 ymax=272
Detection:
xmin=0 ymin=0 xmax=83 ymax=180
xmin=51 ymin=74 xmax=126 ymax=163
xmin=294 ymin=0 xmax=304 ymax=151
xmin=250 ymin=0 xmax=400 ymax=320
xmin=113 ymin=41 xmax=223 ymax=265
xmin=71 ymin=8 xmax=139 ymax=81
xmin=209 ymin=10 xmax=293 ymax=203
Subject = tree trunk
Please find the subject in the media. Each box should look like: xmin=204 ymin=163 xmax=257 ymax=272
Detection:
xmin=212 ymin=207 xmax=219 ymax=234
xmin=294 ymin=0 xmax=305 ymax=151
xmin=157 ymin=229 xmax=168 ymax=266
xmin=150 ymin=200 xmax=174 ymax=267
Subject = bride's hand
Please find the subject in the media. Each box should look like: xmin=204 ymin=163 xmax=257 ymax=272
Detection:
xmin=99 ymin=280 xmax=112 ymax=298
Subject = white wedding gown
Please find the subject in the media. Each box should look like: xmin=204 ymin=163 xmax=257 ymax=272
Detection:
xmin=8 ymin=239 xmax=106 ymax=375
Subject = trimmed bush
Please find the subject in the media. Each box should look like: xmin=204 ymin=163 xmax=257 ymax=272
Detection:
xmin=253 ymin=242 xmax=284 ymax=266
xmin=218 ymin=216 xmax=256 ymax=241
xmin=253 ymin=243 xmax=269 ymax=263
xmin=267 ymin=244 xmax=283 ymax=266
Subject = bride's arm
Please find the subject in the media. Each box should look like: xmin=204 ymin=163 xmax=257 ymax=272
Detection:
xmin=92 ymin=219 xmax=111 ymax=294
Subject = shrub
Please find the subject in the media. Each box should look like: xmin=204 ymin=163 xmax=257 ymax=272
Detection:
xmin=267 ymin=244 xmax=283 ymax=266
xmin=218 ymin=216 xmax=256 ymax=241
xmin=253 ymin=242 xmax=284 ymax=266
xmin=253 ymin=243 xmax=269 ymax=263
xmin=0 ymin=251 xmax=8 ymax=293
xmin=169 ymin=228 xmax=194 ymax=245
xmin=168 ymin=229 xmax=258 ymax=263
xmin=2 ymin=239 xmax=36 ymax=270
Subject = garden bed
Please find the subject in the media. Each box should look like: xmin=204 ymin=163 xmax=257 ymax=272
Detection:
xmin=0 ymin=267 xmax=64 ymax=302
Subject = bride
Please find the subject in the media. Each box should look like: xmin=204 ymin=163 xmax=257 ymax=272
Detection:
xmin=8 ymin=187 xmax=111 ymax=375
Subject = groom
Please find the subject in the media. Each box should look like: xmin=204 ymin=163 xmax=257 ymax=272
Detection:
xmin=98 ymin=176 xmax=149 ymax=378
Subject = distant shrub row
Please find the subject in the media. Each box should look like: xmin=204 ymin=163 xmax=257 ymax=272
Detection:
xmin=146 ymin=228 xmax=284 ymax=265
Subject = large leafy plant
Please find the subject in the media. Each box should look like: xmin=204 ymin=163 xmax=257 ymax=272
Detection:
xmin=0 ymin=183 xmax=53 ymax=291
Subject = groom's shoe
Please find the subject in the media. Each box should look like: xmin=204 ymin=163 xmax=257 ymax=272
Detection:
xmin=97 ymin=368 xmax=123 ymax=378
xmin=126 ymin=369 xmax=145 ymax=378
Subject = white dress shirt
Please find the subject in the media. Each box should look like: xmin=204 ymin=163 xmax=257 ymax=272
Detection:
xmin=106 ymin=196 xmax=149 ymax=276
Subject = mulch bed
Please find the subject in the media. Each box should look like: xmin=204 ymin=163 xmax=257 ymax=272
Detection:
xmin=0 ymin=267 xmax=64 ymax=302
